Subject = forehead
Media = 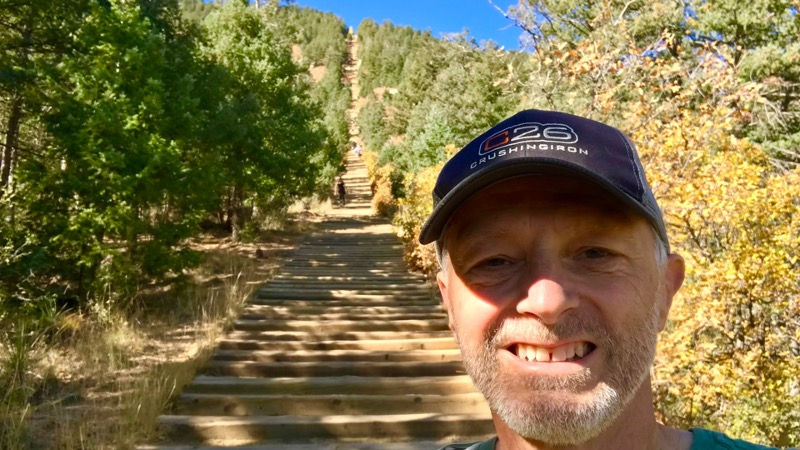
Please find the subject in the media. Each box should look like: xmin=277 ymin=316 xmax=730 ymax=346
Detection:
xmin=443 ymin=175 xmax=640 ymax=240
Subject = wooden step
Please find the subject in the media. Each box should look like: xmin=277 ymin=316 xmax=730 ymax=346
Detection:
xmin=174 ymin=393 xmax=489 ymax=416
xmin=245 ymin=297 xmax=438 ymax=306
xmin=231 ymin=319 xmax=449 ymax=333
xmin=158 ymin=413 xmax=494 ymax=443
xmin=255 ymin=288 xmax=433 ymax=299
xmin=216 ymin=337 xmax=457 ymax=352
xmin=139 ymin=441 xmax=454 ymax=449
xmin=243 ymin=302 xmax=442 ymax=312
xmin=274 ymin=268 xmax=422 ymax=277
xmin=184 ymin=375 xmax=478 ymax=396
xmin=271 ymin=274 xmax=428 ymax=283
xmin=268 ymin=274 xmax=428 ymax=282
xmin=223 ymin=330 xmax=453 ymax=342
xmin=204 ymin=360 xmax=467 ymax=377
xmin=263 ymin=281 xmax=432 ymax=291
xmin=241 ymin=306 xmax=444 ymax=318
xmin=211 ymin=348 xmax=461 ymax=363
xmin=254 ymin=292 xmax=433 ymax=301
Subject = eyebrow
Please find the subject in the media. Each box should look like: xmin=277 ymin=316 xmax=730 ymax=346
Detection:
xmin=449 ymin=206 xmax=643 ymax=248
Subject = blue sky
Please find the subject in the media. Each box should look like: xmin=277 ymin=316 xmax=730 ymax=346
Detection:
xmin=293 ymin=0 xmax=524 ymax=50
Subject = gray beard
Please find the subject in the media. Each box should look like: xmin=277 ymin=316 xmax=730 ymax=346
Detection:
xmin=453 ymin=302 xmax=660 ymax=446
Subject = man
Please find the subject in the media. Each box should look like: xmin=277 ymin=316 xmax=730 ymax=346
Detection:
xmin=418 ymin=110 xmax=775 ymax=450
xmin=337 ymin=176 xmax=346 ymax=206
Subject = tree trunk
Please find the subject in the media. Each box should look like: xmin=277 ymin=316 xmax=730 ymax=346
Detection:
xmin=230 ymin=184 xmax=245 ymax=242
xmin=1 ymin=95 xmax=23 ymax=197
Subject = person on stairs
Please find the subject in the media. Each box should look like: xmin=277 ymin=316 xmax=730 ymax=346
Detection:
xmin=418 ymin=109 xmax=776 ymax=450
xmin=336 ymin=176 xmax=346 ymax=206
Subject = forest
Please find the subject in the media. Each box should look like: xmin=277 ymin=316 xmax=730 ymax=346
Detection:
xmin=0 ymin=0 xmax=350 ymax=446
xmin=1 ymin=0 xmax=799 ymax=447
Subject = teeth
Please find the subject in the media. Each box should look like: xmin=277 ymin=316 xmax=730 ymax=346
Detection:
xmin=525 ymin=345 xmax=535 ymax=362
xmin=552 ymin=346 xmax=567 ymax=362
xmin=535 ymin=347 xmax=550 ymax=362
xmin=515 ymin=342 xmax=591 ymax=362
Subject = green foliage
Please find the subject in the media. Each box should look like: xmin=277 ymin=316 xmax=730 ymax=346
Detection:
xmin=390 ymin=104 xmax=455 ymax=175
xmin=387 ymin=34 xmax=446 ymax=134
xmin=276 ymin=5 xmax=350 ymax=192
xmin=179 ymin=0 xmax=216 ymax=23
xmin=3 ymin=0 xmax=798 ymax=445
xmin=509 ymin=0 xmax=686 ymax=50
xmin=734 ymin=20 xmax=800 ymax=167
xmin=200 ymin=1 xmax=337 ymax=238
xmin=8 ymin=1 xmax=210 ymax=303
xmin=508 ymin=0 xmax=800 ymax=166
xmin=0 ymin=322 xmax=40 ymax=447
xmin=355 ymin=20 xmax=520 ymax=203
xmin=357 ymin=98 xmax=389 ymax=155
xmin=280 ymin=5 xmax=347 ymax=65
xmin=693 ymin=0 xmax=798 ymax=64
xmin=357 ymin=19 xmax=426 ymax=94
xmin=1 ymin=0 xmax=344 ymax=315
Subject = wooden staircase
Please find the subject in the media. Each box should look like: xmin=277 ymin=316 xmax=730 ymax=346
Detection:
xmin=139 ymin=30 xmax=493 ymax=450
xmin=139 ymin=152 xmax=493 ymax=449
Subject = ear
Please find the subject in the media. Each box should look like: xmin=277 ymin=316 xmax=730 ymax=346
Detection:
xmin=437 ymin=270 xmax=456 ymax=332
xmin=657 ymin=252 xmax=685 ymax=331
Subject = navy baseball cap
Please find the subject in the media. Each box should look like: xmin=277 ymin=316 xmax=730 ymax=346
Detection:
xmin=418 ymin=109 xmax=669 ymax=251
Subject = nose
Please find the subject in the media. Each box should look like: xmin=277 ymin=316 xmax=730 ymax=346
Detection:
xmin=516 ymin=275 xmax=579 ymax=324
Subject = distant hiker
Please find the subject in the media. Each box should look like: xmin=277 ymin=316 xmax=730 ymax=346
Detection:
xmin=336 ymin=177 xmax=346 ymax=206
xmin=353 ymin=143 xmax=362 ymax=158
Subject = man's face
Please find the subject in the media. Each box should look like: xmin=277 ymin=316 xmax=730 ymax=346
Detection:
xmin=437 ymin=175 xmax=682 ymax=446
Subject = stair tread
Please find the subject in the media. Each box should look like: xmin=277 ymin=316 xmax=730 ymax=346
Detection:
xmin=138 ymin=442 xmax=456 ymax=450
xmin=159 ymin=412 xmax=493 ymax=425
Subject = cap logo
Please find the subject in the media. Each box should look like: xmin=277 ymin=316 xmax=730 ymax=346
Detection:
xmin=479 ymin=122 xmax=578 ymax=156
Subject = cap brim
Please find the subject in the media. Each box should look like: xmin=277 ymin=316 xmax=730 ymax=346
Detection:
xmin=418 ymin=157 xmax=662 ymax=245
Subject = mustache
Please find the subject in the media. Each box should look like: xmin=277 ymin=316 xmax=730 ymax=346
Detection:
xmin=486 ymin=314 xmax=614 ymax=348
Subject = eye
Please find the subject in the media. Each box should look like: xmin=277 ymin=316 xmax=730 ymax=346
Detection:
xmin=469 ymin=256 xmax=517 ymax=273
xmin=481 ymin=257 xmax=513 ymax=267
xmin=465 ymin=255 xmax=519 ymax=287
xmin=582 ymin=247 xmax=612 ymax=259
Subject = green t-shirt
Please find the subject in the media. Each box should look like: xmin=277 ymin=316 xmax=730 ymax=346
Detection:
xmin=437 ymin=428 xmax=778 ymax=449
xmin=689 ymin=428 xmax=778 ymax=449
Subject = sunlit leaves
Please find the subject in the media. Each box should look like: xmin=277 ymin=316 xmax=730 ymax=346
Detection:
xmin=200 ymin=2 xmax=336 ymax=239
xmin=357 ymin=3 xmax=800 ymax=445
xmin=532 ymin=19 xmax=800 ymax=445
xmin=1 ymin=1 xmax=343 ymax=311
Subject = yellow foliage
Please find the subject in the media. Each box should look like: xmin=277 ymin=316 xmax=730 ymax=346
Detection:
xmin=371 ymin=163 xmax=396 ymax=217
xmin=392 ymin=144 xmax=457 ymax=277
xmin=361 ymin=150 xmax=380 ymax=186
xmin=359 ymin=150 xmax=397 ymax=216
xmin=394 ymin=164 xmax=443 ymax=277
xmin=585 ymin=35 xmax=800 ymax=445
xmin=380 ymin=28 xmax=799 ymax=445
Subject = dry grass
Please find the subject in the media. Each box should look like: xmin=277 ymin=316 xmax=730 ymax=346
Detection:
xmin=0 ymin=215 xmax=319 ymax=449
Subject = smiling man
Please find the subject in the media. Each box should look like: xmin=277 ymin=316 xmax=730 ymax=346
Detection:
xmin=418 ymin=110 xmax=774 ymax=450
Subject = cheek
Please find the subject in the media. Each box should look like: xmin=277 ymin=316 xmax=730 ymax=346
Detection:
xmin=597 ymin=275 xmax=659 ymax=325
xmin=447 ymin=281 xmax=503 ymax=338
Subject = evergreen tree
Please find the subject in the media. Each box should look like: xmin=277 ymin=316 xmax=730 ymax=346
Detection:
xmin=201 ymin=1 xmax=335 ymax=240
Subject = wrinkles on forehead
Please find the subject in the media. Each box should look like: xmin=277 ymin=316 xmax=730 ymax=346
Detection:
xmin=441 ymin=176 xmax=638 ymax=250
